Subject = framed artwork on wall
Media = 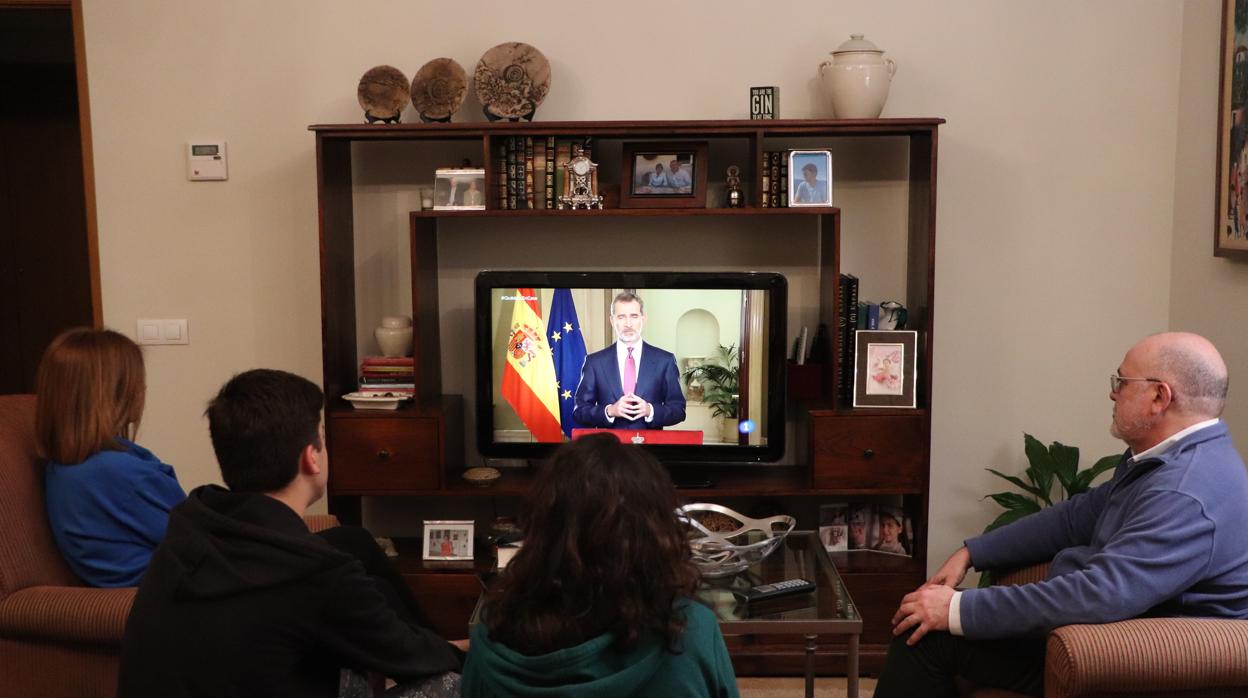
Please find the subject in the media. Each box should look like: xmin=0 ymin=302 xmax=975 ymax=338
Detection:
xmin=1216 ymin=0 xmax=1248 ymax=257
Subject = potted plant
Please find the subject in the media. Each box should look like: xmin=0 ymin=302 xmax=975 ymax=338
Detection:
xmin=682 ymin=344 xmax=740 ymax=443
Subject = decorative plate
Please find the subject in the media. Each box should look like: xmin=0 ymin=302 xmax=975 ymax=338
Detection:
xmin=473 ymin=42 xmax=551 ymax=121
xmin=411 ymin=58 xmax=468 ymax=122
xmin=342 ymin=391 xmax=410 ymax=410
xmin=357 ymin=65 xmax=409 ymax=124
xmin=462 ymin=466 xmax=501 ymax=487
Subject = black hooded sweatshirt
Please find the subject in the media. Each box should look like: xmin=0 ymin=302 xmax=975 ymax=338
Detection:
xmin=118 ymin=485 xmax=459 ymax=697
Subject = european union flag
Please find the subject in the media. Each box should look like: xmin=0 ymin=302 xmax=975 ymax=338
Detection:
xmin=547 ymin=288 xmax=587 ymax=438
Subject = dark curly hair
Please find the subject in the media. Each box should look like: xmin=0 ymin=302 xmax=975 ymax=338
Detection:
xmin=483 ymin=434 xmax=700 ymax=655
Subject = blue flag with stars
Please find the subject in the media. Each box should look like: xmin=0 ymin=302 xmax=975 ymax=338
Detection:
xmin=547 ymin=288 xmax=587 ymax=438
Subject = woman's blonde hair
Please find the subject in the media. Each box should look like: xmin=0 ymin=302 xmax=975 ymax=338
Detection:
xmin=35 ymin=327 xmax=146 ymax=464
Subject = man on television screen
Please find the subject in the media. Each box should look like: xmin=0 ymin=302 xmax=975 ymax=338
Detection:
xmin=573 ymin=291 xmax=686 ymax=430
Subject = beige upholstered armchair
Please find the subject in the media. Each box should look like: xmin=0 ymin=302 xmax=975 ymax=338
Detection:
xmin=967 ymin=563 xmax=1248 ymax=698
xmin=0 ymin=394 xmax=338 ymax=698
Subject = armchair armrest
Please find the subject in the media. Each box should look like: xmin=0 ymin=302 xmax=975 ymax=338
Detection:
xmin=1045 ymin=618 xmax=1248 ymax=697
xmin=304 ymin=513 xmax=340 ymax=533
xmin=0 ymin=585 xmax=136 ymax=645
xmin=993 ymin=562 xmax=1050 ymax=586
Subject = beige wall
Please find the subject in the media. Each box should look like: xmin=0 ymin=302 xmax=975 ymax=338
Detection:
xmin=1172 ymin=0 xmax=1248 ymax=444
xmin=82 ymin=1 xmax=1221 ymax=565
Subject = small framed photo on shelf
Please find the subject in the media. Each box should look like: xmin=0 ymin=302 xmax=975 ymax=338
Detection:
xmin=788 ymin=149 xmax=833 ymax=207
xmin=422 ymin=520 xmax=475 ymax=561
xmin=433 ymin=168 xmax=487 ymax=210
xmin=852 ymin=330 xmax=917 ymax=408
xmin=620 ymin=141 xmax=708 ymax=209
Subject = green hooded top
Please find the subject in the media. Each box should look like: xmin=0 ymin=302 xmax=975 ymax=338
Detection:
xmin=461 ymin=600 xmax=739 ymax=698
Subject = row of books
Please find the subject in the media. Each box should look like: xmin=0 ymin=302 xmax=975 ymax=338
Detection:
xmin=837 ymin=274 xmax=861 ymax=403
xmin=494 ymin=136 xmax=593 ymax=210
xmin=759 ymin=150 xmax=789 ymax=208
xmin=358 ymin=356 xmax=414 ymax=396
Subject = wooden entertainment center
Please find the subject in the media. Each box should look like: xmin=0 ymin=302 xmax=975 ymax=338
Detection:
xmin=310 ymin=117 xmax=942 ymax=675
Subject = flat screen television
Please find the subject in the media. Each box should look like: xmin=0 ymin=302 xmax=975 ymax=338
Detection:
xmin=475 ymin=270 xmax=787 ymax=464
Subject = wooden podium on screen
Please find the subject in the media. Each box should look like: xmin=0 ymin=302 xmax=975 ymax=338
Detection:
xmin=571 ymin=428 xmax=704 ymax=445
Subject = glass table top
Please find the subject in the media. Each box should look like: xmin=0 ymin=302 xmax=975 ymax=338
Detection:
xmin=694 ymin=531 xmax=862 ymax=635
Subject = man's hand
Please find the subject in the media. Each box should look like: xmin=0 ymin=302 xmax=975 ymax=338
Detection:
xmin=610 ymin=394 xmax=646 ymax=420
xmin=890 ymin=584 xmax=954 ymax=645
xmin=449 ymin=639 xmax=470 ymax=652
xmin=926 ymin=546 xmax=973 ymax=588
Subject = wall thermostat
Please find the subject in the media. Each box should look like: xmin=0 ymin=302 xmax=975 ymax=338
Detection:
xmin=187 ymin=141 xmax=228 ymax=181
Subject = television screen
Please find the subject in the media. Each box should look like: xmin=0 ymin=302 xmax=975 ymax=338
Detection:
xmin=475 ymin=271 xmax=786 ymax=463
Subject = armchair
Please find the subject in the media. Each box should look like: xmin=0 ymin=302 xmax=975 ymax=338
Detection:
xmin=0 ymin=394 xmax=338 ymax=698
xmin=967 ymin=563 xmax=1248 ymax=698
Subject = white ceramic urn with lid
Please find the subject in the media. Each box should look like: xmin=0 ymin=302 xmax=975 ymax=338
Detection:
xmin=375 ymin=315 xmax=413 ymax=357
xmin=818 ymin=34 xmax=897 ymax=119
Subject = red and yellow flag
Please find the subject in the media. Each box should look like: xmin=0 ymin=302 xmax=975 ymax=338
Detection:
xmin=501 ymin=288 xmax=563 ymax=442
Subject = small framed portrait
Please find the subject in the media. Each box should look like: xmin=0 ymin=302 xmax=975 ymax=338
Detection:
xmin=620 ymin=141 xmax=708 ymax=209
xmin=423 ymin=520 xmax=475 ymax=561
xmin=853 ymin=330 xmax=918 ymax=408
xmin=433 ymin=168 xmax=487 ymax=210
xmin=788 ymin=150 xmax=833 ymax=207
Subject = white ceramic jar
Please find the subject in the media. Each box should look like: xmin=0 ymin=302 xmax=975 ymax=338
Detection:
xmin=375 ymin=315 xmax=413 ymax=357
xmin=818 ymin=34 xmax=897 ymax=119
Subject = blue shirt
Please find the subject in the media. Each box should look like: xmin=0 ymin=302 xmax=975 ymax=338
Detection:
xmin=45 ymin=439 xmax=186 ymax=587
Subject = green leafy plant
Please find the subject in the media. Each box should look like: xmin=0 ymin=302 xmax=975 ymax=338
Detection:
xmin=978 ymin=434 xmax=1120 ymax=586
xmin=681 ymin=344 xmax=740 ymax=418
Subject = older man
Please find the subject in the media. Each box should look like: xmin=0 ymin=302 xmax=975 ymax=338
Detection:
xmin=875 ymin=332 xmax=1248 ymax=697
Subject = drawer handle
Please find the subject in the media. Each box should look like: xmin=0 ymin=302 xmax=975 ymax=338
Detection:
xmin=376 ymin=448 xmax=392 ymax=460
xmin=863 ymin=448 xmax=875 ymax=460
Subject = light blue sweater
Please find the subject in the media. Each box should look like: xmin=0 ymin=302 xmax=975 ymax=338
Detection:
xmin=961 ymin=422 xmax=1248 ymax=639
xmin=45 ymin=440 xmax=185 ymax=587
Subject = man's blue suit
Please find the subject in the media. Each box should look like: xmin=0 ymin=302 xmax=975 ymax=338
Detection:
xmin=572 ymin=342 xmax=686 ymax=429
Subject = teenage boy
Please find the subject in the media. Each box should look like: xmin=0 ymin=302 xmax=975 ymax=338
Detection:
xmin=119 ymin=369 xmax=461 ymax=697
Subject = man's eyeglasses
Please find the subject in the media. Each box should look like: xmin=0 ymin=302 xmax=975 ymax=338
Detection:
xmin=1109 ymin=375 xmax=1165 ymax=393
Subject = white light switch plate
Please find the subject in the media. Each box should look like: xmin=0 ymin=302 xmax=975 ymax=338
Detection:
xmin=137 ymin=318 xmax=189 ymax=345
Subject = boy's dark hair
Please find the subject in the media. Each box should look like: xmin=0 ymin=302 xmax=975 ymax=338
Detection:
xmin=205 ymin=369 xmax=324 ymax=493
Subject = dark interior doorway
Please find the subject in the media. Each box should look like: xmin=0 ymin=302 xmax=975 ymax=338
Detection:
xmin=0 ymin=3 xmax=98 ymax=394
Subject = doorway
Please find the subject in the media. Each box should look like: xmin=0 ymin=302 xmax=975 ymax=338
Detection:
xmin=0 ymin=1 xmax=99 ymax=394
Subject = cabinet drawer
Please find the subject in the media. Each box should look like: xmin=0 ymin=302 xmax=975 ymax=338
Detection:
xmin=811 ymin=415 xmax=925 ymax=489
xmin=329 ymin=417 xmax=441 ymax=492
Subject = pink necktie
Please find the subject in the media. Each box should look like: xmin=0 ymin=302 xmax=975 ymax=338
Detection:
xmin=624 ymin=347 xmax=637 ymax=395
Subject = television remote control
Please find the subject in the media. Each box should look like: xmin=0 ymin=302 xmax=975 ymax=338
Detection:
xmin=745 ymin=578 xmax=816 ymax=602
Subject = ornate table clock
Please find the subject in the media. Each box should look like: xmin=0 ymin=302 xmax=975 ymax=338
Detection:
xmin=558 ymin=152 xmax=603 ymax=210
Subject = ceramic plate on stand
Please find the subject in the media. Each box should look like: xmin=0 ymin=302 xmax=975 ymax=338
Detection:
xmin=411 ymin=58 xmax=468 ymax=122
xmin=357 ymin=65 xmax=410 ymax=124
xmin=473 ymin=42 xmax=550 ymax=121
xmin=343 ymin=392 xmax=411 ymax=410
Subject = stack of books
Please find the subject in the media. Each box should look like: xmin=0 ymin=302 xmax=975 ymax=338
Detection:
xmin=358 ymin=357 xmax=415 ymax=396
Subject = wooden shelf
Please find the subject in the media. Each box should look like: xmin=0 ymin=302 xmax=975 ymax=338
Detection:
xmin=411 ymin=206 xmax=839 ymax=218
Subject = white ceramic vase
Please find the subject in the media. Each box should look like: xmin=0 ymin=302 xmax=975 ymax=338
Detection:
xmin=818 ymin=34 xmax=897 ymax=119
xmin=375 ymin=315 xmax=413 ymax=357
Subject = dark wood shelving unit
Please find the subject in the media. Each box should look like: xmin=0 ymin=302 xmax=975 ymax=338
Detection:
xmin=311 ymin=117 xmax=942 ymax=676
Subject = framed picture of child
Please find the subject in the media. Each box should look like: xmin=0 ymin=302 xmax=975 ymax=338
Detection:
xmin=423 ymin=520 xmax=475 ymax=560
xmin=787 ymin=149 xmax=833 ymax=207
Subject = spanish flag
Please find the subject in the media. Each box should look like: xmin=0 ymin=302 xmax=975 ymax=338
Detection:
xmin=501 ymin=289 xmax=563 ymax=442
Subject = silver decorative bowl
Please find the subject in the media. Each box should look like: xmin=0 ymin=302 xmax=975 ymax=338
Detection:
xmin=677 ymin=503 xmax=795 ymax=578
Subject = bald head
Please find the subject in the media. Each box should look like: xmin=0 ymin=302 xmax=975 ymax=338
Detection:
xmin=1131 ymin=332 xmax=1228 ymax=418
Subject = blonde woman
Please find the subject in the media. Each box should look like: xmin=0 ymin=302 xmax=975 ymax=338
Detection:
xmin=37 ymin=327 xmax=185 ymax=587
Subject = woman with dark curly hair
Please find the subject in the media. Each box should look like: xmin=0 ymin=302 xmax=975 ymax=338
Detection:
xmin=461 ymin=434 xmax=738 ymax=697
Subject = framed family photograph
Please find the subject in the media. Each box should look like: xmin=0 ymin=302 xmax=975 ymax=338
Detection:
xmin=852 ymin=330 xmax=917 ymax=408
xmin=433 ymin=168 xmax=487 ymax=211
xmin=1217 ymin=0 xmax=1248 ymax=257
xmin=788 ymin=149 xmax=833 ymax=207
xmin=620 ymin=141 xmax=708 ymax=209
xmin=423 ymin=520 xmax=475 ymax=561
